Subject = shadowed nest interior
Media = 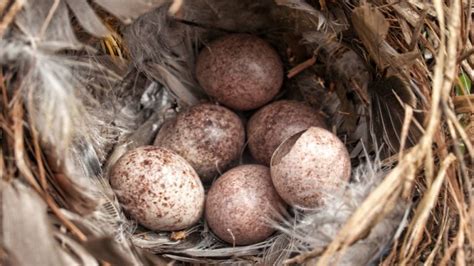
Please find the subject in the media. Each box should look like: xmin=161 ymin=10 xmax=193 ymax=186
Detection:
xmin=0 ymin=0 xmax=473 ymax=265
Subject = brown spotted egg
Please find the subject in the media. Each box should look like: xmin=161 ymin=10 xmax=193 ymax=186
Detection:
xmin=110 ymin=146 xmax=205 ymax=231
xmin=205 ymin=165 xmax=286 ymax=245
xmin=154 ymin=103 xmax=245 ymax=182
xmin=270 ymin=127 xmax=351 ymax=208
xmin=195 ymin=34 xmax=283 ymax=111
xmin=247 ymin=100 xmax=326 ymax=165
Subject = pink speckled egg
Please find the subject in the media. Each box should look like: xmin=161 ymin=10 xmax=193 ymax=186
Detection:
xmin=270 ymin=127 xmax=351 ymax=208
xmin=247 ymin=100 xmax=326 ymax=165
xmin=154 ymin=103 xmax=245 ymax=182
xmin=110 ymin=146 xmax=205 ymax=231
xmin=195 ymin=34 xmax=283 ymax=111
xmin=205 ymin=165 xmax=286 ymax=245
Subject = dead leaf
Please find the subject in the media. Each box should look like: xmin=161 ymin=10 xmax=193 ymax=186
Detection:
xmin=351 ymin=4 xmax=390 ymax=69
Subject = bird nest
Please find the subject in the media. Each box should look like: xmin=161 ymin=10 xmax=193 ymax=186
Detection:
xmin=0 ymin=0 xmax=473 ymax=265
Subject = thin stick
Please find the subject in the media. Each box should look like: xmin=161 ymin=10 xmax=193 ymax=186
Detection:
xmin=409 ymin=9 xmax=428 ymax=51
xmin=39 ymin=0 xmax=60 ymax=39
xmin=0 ymin=0 xmax=24 ymax=38
xmin=44 ymin=194 xmax=87 ymax=241
xmin=398 ymin=105 xmax=413 ymax=160
xmin=12 ymin=97 xmax=42 ymax=194
xmin=457 ymin=48 xmax=474 ymax=63
xmin=400 ymin=154 xmax=456 ymax=262
xmin=287 ymin=57 xmax=316 ymax=79
xmin=12 ymin=94 xmax=87 ymax=242
xmin=169 ymin=0 xmax=183 ymax=17
xmin=29 ymin=118 xmax=47 ymax=189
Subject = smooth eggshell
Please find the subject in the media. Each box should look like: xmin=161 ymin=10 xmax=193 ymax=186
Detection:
xmin=110 ymin=146 xmax=205 ymax=231
xmin=247 ymin=100 xmax=326 ymax=165
xmin=270 ymin=127 xmax=351 ymax=208
xmin=205 ymin=165 xmax=286 ymax=245
xmin=195 ymin=34 xmax=283 ymax=111
xmin=154 ymin=103 xmax=245 ymax=182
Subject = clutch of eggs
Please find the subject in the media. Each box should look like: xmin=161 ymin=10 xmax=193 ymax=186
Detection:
xmin=109 ymin=34 xmax=351 ymax=243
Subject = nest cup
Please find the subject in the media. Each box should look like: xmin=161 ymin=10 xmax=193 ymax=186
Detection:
xmin=0 ymin=0 xmax=472 ymax=265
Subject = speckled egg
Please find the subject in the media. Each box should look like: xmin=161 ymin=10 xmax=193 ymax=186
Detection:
xmin=154 ymin=103 xmax=245 ymax=182
xmin=195 ymin=34 xmax=284 ymax=111
xmin=110 ymin=146 xmax=205 ymax=231
xmin=205 ymin=165 xmax=286 ymax=245
xmin=247 ymin=100 xmax=326 ymax=165
xmin=270 ymin=127 xmax=351 ymax=208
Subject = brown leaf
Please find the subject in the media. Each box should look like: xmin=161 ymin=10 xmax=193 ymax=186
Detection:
xmin=351 ymin=4 xmax=390 ymax=69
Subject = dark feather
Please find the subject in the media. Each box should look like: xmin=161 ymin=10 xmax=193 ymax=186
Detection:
xmin=370 ymin=75 xmax=423 ymax=154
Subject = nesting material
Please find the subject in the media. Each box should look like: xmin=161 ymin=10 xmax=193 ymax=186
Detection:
xmin=195 ymin=34 xmax=284 ymax=111
xmin=1 ymin=0 xmax=468 ymax=265
xmin=110 ymin=146 xmax=205 ymax=231
xmin=271 ymin=127 xmax=351 ymax=208
xmin=154 ymin=103 xmax=245 ymax=182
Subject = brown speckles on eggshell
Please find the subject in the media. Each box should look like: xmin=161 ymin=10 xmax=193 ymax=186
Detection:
xmin=110 ymin=146 xmax=205 ymax=231
xmin=247 ymin=100 xmax=327 ymax=165
xmin=195 ymin=34 xmax=283 ymax=111
xmin=205 ymin=165 xmax=286 ymax=245
xmin=154 ymin=103 xmax=245 ymax=182
xmin=270 ymin=127 xmax=351 ymax=208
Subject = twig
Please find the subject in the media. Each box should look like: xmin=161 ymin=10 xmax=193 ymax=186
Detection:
xmin=444 ymin=102 xmax=474 ymax=158
xmin=409 ymin=9 xmax=428 ymax=51
xmin=0 ymin=0 xmax=24 ymax=38
xmin=169 ymin=0 xmax=183 ymax=17
xmin=452 ymin=94 xmax=473 ymax=113
xmin=44 ymin=194 xmax=87 ymax=241
xmin=12 ymin=92 xmax=87 ymax=242
xmin=27 ymin=86 xmax=48 ymax=190
xmin=12 ymin=97 xmax=42 ymax=194
xmin=457 ymin=48 xmax=474 ymax=63
xmin=287 ymin=56 xmax=316 ymax=79
xmin=400 ymin=154 xmax=456 ymax=262
xmin=460 ymin=60 xmax=474 ymax=84
xmin=39 ymin=0 xmax=60 ymax=39
xmin=398 ymin=105 xmax=413 ymax=160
